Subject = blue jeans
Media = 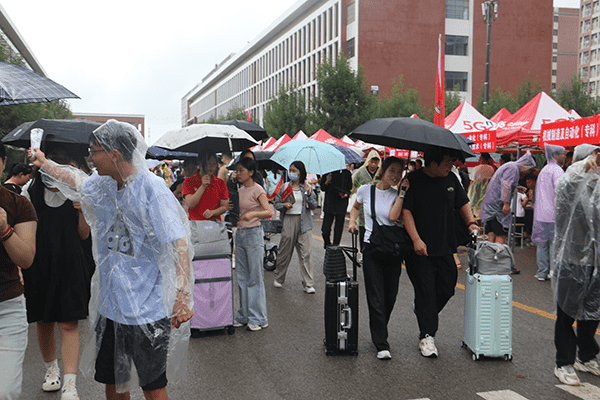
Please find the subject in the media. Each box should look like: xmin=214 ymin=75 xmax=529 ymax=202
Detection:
xmin=0 ymin=295 xmax=28 ymax=400
xmin=235 ymin=226 xmax=268 ymax=326
xmin=536 ymin=239 xmax=553 ymax=279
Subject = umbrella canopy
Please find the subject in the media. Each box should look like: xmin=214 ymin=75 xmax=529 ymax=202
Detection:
xmin=349 ymin=117 xmax=475 ymax=158
xmin=264 ymin=134 xmax=291 ymax=151
xmin=331 ymin=144 xmax=363 ymax=164
xmin=2 ymin=118 xmax=102 ymax=151
xmin=271 ymin=140 xmax=346 ymax=174
xmin=147 ymin=146 xmax=197 ymax=160
xmin=228 ymin=150 xmax=281 ymax=171
xmin=217 ymin=119 xmax=268 ymax=141
xmin=153 ymin=124 xmax=258 ymax=154
xmin=0 ymin=62 xmax=79 ymax=106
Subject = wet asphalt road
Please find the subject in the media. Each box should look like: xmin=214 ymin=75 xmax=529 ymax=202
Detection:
xmin=20 ymin=212 xmax=599 ymax=399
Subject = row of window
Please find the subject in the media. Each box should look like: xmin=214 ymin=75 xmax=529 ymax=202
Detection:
xmin=446 ymin=0 xmax=469 ymax=20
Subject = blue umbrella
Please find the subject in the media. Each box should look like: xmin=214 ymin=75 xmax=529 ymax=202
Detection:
xmin=147 ymin=146 xmax=197 ymax=159
xmin=331 ymin=144 xmax=363 ymax=164
xmin=271 ymin=140 xmax=346 ymax=174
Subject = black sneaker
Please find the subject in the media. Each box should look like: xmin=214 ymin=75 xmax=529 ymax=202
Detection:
xmin=511 ymin=267 xmax=520 ymax=275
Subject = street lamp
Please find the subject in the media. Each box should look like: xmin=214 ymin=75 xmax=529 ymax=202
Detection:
xmin=482 ymin=0 xmax=498 ymax=106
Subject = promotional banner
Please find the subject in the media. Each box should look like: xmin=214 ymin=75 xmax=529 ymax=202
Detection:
xmin=541 ymin=115 xmax=600 ymax=147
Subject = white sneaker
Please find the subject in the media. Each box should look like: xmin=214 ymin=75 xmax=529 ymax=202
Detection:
xmin=377 ymin=350 xmax=392 ymax=360
xmin=247 ymin=323 xmax=268 ymax=332
xmin=273 ymin=280 xmax=283 ymax=288
xmin=574 ymin=357 xmax=600 ymax=376
xmin=303 ymin=286 xmax=316 ymax=294
xmin=42 ymin=364 xmax=61 ymax=392
xmin=555 ymin=365 xmax=581 ymax=386
xmin=61 ymin=380 xmax=79 ymax=400
xmin=419 ymin=335 xmax=438 ymax=358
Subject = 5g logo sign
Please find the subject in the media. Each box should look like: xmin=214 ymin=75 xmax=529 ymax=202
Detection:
xmin=107 ymin=216 xmax=134 ymax=256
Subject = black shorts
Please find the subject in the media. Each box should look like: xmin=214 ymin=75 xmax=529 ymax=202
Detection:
xmin=94 ymin=317 xmax=170 ymax=391
xmin=485 ymin=218 xmax=507 ymax=236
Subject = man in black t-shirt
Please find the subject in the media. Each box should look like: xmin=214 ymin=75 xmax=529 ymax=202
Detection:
xmin=402 ymin=147 xmax=477 ymax=358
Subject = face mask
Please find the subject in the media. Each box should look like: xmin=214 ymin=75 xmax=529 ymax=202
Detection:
xmin=288 ymin=173 xmax=299 ymax=182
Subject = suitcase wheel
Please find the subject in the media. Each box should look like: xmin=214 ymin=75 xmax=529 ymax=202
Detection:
xmin=472 ymin=354 xmax=480 ymax=361
xmin=226 ymin=326 xmax=235 ymax=335
xmin=504 ymin=354 xmax=513 ymax=362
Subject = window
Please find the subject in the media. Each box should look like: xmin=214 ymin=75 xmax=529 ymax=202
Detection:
xmin=552 ymin=70 xmax=557 ymax=76
xmin=445 ymin=71 xmax=468 ymax=92
xmin=582 ymin=67 xmax=589 ymax=80
xmin=554 ymin=15 xmax=559 ymax=23
xmin=552 ymin=56 xmax=557 ymax=63
xmin=446 ymin=0 xmax=469 ymax=20
xmin=347 ymin=2 xmax=355 ymax=24
xmin=445 ymin=35 xmax=468 ymax=56
xmin=347 ymin=38 xmax=355 ymax=58
xmin=552 ymin=83 xmax=556 ymax=90
xmin=553 ymin=43 xmax=558 ymax=50
xmin=581 ymin=51 xmax=589 ymax=64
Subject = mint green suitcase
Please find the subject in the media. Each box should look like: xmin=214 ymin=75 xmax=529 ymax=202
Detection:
xmin=462 ymin=272 xmax=513 ymax=361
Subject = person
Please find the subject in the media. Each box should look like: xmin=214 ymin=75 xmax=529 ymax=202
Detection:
xmin=2 ymin=163 xmax=33 ymax=194
xmin=28 ymin=119 xmax=193 ymax=400
xmin=320 ymin=169 xmax=352 ymax=248
xmin=415 ymin=159 xmax=423 ymax=169
xmin=552 ymin=144 xmax=600 ymax=386
xmin=273 ymin=161 xmax=318 ymax=293
xmin=21 ymin=146 xmax=94 ymax=400
xmin=265 ymin=166 xmax=284 ymax=201
xmin=402 ymin=147 xmax=477 ymax=358
xmin=522 ymin=174 xmax=537 ymax=243
xmin=183 ymin=149 xmax=230 ymax=221
xmin=232 ymin=157 xmax=272 ymax=331
xmin=348 ymin=157 xmax=409 ymax=360
xmin=170 ymin=177 xmax=185 ymax=208
xmin=0 ymin=142 xmax=37 ymax=400
xmin=562 ymin=150 xmax=574 ymax=172
xmin=480 ymin=152 xmax=536 ymax=251
xmin=532 ymin=144 xmax=565 ymax=281
xmin=217 ymin=151 xmax=233 ymax=182
xmin=226 ymin=149 xmax=263 ymax=228
xmin=352 ymin=150 xmax=381 ymax=250
xmin=407 ymin=160 xmax=417 ymax=172
xmin=472 ymin=153 xmax=495 ymax=181
xmin=500 ymin=153 xmax=512 ymax=166
xmin=455 ymin=157 xmax=470 ymax=190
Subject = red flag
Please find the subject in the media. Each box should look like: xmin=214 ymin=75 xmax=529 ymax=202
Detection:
xmin=434 ymin=34 xmax=445 ymax=127
xmin=247 ymin=110 xmax=251 ymax=121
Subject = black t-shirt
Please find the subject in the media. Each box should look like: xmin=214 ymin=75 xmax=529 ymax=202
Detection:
xmin=403 ymin=168 xmax=469 ymax=256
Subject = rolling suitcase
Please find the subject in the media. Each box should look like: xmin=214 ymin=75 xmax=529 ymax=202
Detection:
xmin=462 ymin=236 xmax=513 ymax=361
xmin=324 ymin=232 xmax=359 ymax=356
xmin=190 ymin=255 xmax=235 ymax=335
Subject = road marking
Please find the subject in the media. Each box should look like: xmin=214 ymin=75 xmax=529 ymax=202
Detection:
xmin=556 ymin=383 xmax=600 ymax=399
xmin=477 ymin=390 xmax=529 ymax=399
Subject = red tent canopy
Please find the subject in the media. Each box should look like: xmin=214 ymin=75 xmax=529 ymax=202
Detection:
xmin=445 ymin=101 xmax=496 ymax=153
xmin=490 ymin=108 xmax=512 ymax=125
xmin=496 ymin=92 xmax=573 ymax=147
xmin=264 ymin=134 xmax=291 ymax=151
xmin=309 ymin=128 xmax=350 ymax=147
xmin=292 ymin=130 xmax=308 ymax=140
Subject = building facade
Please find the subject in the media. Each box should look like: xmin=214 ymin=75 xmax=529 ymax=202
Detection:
xmin=579 ymin=0 xmax=600 ymax=96
xmin=183 ymin=0 xmax=553 ymax=129
xmin=553 ymin=7 xmax=579 ymax=93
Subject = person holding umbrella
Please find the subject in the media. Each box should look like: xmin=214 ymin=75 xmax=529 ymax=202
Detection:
xmin=273 ymin=161 xmax=318 ymax=293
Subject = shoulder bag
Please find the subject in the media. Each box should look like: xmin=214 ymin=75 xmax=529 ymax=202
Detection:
xmin=368 ymin=185 xmax=411 ymax=259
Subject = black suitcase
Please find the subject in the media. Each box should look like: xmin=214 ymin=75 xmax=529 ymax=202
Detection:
xmin=324 ymin=232 xmax=359 ymax=356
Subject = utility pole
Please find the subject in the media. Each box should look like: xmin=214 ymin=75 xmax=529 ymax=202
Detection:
xmin=482 ymin=1 xmax=498 ymax=106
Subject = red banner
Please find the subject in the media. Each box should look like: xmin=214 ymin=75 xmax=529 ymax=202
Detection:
xmin=464 ymin=130 xmax=497 ymax=153
xmin=541 ymin=115 xmax=600 ymax=147
xmin=434 ymin=34 xmax=445 ymax=127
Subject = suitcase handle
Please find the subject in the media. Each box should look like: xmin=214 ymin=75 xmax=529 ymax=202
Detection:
xmin=341 ymin=306 xmax=352 ymax=330
xmin=338 ymin=231 xmax=360 ymax=281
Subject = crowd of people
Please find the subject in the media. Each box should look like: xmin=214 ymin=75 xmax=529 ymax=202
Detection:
xmin=1 ymin=117 xmax=600 ymax=399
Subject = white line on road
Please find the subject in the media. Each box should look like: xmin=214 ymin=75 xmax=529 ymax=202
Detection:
xmin=477 ymin=390 xmax=530 ymax=400
xmin=556 ymin=383 xmax=600 ymax=399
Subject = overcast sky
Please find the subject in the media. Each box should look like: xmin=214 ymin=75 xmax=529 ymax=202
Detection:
xmin=1 ymin=0 xmax=582 ymax=145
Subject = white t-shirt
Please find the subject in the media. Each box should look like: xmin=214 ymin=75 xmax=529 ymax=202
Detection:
xmin=355 ymin=184 xmax=398 ymax=243
xmin=287 ymin=189 xmax=303 ymax=215
xmin=516 ymin=192 xmax=526 ymax=218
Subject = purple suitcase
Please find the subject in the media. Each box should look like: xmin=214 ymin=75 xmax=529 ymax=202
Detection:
xmin=190 ymin=257 xmax=235 ymax=334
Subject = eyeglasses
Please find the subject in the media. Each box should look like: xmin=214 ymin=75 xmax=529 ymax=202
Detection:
xmin=88 ymin=147 xmax=105 ymax=157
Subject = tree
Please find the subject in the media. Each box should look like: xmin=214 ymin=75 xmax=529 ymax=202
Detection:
xmin=516 ymin=72 xmax=546 ymax=108
xmin=200 ymin=105 xmax=248 ymax=124
xmin=373 ymin=76 xmax=424 ymax=119
xmin=263 ymin=84 xmax=308 ymax=139
xmin=555 ymin=74 xmax=600 ymax=117
xmin=475 ymin=86 xmax=519 ymax=118
xmin=310 ymin=54 xmax=375 ymax=137
xmin=444 ymin=84 xmax=463 ymax=118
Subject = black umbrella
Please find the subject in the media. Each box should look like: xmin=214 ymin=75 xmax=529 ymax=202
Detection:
xmin=218 ymin=119 xmax=268 ymax=141
xmin=2 ymin=119 xmax=102 ymax=154
xmin=228 ymin=151 xmax=284 ymax=171
xmin=349 ymin=117 xmax=475 ymax=158
xmin=0 ymin=62 xmax=79 ymax=106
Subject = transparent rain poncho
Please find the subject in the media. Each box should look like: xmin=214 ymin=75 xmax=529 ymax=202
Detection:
xmin=480 ymin=151 xmax=536 ymax=229
xmin=531 ymin=144 xmax=565 ymax=244
xmin=553 ymin=147 xmax=600 ymax=320
xmin=35 ymin=120 xmax=194 ymax=393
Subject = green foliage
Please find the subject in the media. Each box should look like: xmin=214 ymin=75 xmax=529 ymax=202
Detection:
xmin=310 ymin=54 xmax=375 ymax=138
xmin=263 ymin=84 xmax=308 ymax=139
xmin=444 ymin=84 xmax=463 ymax=117
xmin=200 ymin=105 xmax=248 ymax=124
xmin=372 ymin=76 xmax=424 ymax=118
xmin=475 ymin=86 xmax=520 ymax=118
xmin=516 ymin=72 xmax=545 ymax=108
xmin=555 ymin=74 xmax=600 ymax=117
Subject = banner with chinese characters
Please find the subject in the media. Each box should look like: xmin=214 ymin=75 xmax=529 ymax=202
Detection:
xmin=388 ymin=149 xmax=419 ymax=159
xmin=541 ymin=115 xmax=600 ymax=147
xmin=462 ymin=130 xmax=497 ymax=153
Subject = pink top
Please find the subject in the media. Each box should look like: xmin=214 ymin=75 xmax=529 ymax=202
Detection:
xmin=237 ymin=183 xmax=266 ymax=229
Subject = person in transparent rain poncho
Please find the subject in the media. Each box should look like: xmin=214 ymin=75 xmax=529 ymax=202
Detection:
xmin=531 ymin=144 xmax=565 ymax=281
xmin=28 ymin=120 xmax=194 ymax=400
xmin=552 ymin=144 xmax=600 ymax=386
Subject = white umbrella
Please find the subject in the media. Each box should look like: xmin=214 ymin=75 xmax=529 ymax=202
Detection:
xmin=153 ymin=124 xmax=258 ymax=153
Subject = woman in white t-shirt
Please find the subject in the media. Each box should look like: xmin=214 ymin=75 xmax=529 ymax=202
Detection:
xmin=232 ymin=157 xmax=272 ymax=332
xmin=348 ymin=156 xmax=409 ymax=361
